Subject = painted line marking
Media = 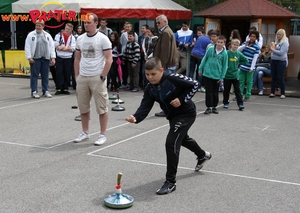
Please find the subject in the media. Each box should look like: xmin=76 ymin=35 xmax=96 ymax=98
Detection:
xmin=253 ymin=125 xmax=276 ymax=131
xmin=88 ymin=154 xmax=300 ymax=187
xmin=0 ymin=95 xmax=68 ymax=110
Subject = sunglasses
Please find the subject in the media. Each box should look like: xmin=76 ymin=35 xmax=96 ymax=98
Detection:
xmin=156 ymin=22 xmax=161 ymax=25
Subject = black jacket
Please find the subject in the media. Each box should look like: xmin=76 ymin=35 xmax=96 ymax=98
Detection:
xmin=133 ymin=73 xmax=199 ymax=122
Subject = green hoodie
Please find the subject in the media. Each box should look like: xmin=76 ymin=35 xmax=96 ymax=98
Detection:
xmin=225 ymin=50 xmax=248 ymax=79
xmin=198 ymin=45 xmax=228 ymax=80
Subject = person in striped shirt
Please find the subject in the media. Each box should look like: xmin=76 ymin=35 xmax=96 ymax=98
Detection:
xmin=238 ymin=31 xmax=260 ymax=101
xmin=122 ymin=31 xmax=141 ymax=92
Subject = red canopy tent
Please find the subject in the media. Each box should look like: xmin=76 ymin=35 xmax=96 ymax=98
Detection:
xmin=80 ymin=0 xmax=192 ymax=20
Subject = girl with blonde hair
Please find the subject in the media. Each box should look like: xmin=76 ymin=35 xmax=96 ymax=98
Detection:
xmin=269 ymin=29 xmax=289 ymax=99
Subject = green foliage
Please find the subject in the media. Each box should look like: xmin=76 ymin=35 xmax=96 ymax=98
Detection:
xmin=173 ymin=0 xmax=300 ymax=12
xmin=173 ymin=0 xmax=225 ymax=12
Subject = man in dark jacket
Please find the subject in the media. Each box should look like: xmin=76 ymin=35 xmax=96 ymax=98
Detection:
xmin=153 ymin=14 xmax=178 ymax=117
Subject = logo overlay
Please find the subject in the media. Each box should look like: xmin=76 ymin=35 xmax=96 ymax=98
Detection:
xmin=1 ymin=1 xmax=90 ymax=29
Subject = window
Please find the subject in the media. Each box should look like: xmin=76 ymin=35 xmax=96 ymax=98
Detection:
xmin=261 ymin=23 xmax=277 ymax=45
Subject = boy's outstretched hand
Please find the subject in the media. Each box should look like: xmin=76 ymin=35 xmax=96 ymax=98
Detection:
xmin=170 ymin=98 xmax=181 ymax=108
xmin=126 ymin=115 xmax=137 ymax=123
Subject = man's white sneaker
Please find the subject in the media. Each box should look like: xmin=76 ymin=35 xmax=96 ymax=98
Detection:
xmin=94 ymin=134 xmax=107 ymax=146
xmin=258 ymin=91 xmax=263 ymax=96
xmin=74 ymin=132 xmax=90 ymax=143
xmin=43 ymin=91 xmax=52 ymax=98
xmin=32 ymin=91 xmax=40 ymax=99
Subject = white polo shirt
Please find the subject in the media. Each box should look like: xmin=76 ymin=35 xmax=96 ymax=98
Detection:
xmin=76 ymin=32 xmax=112 ymax=76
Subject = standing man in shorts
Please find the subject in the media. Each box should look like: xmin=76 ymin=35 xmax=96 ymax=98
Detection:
xmin=73 ymin=13 xmax=113 ymax=145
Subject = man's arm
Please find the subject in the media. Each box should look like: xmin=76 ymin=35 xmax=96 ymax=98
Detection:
xmin=74 ymin=50 xmax=81 ymax=78
xmin=101 ymin=49 xmax=113 ymax=77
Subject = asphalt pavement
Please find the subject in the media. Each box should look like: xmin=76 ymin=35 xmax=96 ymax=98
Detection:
xmin=0 ymin=76 xmax=299 ymax=213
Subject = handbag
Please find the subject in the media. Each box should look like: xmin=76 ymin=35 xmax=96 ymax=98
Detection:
xmin=256 ymin=63 xmax=270 ymax=69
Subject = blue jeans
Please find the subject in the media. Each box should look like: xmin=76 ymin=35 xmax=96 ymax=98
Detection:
xmin=270 ymin=60 xmax=286 ymax=95
xmin=165 ymin=66 xmax=176 ymax=74
xmin=254 ymin=66 xmax=271 ymax=91
xmin=30 ymin=58 xmax=50 ymax=94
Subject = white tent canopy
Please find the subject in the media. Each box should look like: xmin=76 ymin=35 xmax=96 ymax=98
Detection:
xmin=12 ymin=0 xmax=90 ymax=13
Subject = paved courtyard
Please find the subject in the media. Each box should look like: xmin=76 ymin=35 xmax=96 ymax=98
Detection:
xmin=0 ymin=76 xmax=299 ymax=213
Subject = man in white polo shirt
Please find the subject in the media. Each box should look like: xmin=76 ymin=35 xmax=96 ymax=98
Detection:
xmin=74 ymin=13 xmax=113 ymax=146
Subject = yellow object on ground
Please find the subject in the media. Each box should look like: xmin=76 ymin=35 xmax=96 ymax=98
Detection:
xmin=5 ymin=50 xmax=30 ymax=70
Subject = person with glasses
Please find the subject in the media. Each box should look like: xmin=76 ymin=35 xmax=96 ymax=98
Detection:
xmin=153 ymin=14 xmax=178 ymax=117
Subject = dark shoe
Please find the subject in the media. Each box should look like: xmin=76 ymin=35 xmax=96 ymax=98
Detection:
xmin=63 ymin=90 xmax=70 ymax=95
xmin=244 ymin=97 xmax=250 ymax=102
xmin=223 ymin=103 xmax=229 ymax=109
xmin=155 ymin=111 xmax=166 ymax=117
xmin=204 ymin=108 xmax=212 ymax=114
xmin=238 ymin=104 xmax=244 ymax=110
xmin=212 ymin=107 xmax=219 ymax=114
xmin=55 ymin=89 xmax=62 ymax=95
xmin=156 ymin=181 xmax=176 ymax=195
xmin=195 ymin=151 xmax=212 ymax=172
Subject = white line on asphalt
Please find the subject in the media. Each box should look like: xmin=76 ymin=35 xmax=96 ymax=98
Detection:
xmin=247 ymin=102 xmax=300 ymax=108
xmin=47 ymin=122 xmax=131 ymax=149
xmin=0 ymin=96 xmax=67 ymax=110
xmin=0 ymin=140 xmax=48 ymax=149
xmin=87 ymin=124 xmax=169 ymax=155
xmin=89 ymin=154 xmax=300 ymax=187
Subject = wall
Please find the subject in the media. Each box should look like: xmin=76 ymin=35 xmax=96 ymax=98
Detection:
xmin=288 ymin=35 xmax=300 ymax=77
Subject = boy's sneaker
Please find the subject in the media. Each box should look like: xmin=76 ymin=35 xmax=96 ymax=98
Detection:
xmin=223 ymin=104 xmax=229 ymax=109
xmin=238 ymin=104 xmax=244 ymax=110
xmin=212 ymin=107 xmax=219 ymax=114
xmin=258 ymin=91 xmax=263 ymax=96
xmin=62 ymin=89 xmax=70 ymax=95
xmin=74 ymin=132 xmax=90 ymax=143
xmin=94 ymin=134 xmax=107 ymax=146
xmin=109 ymin=94 xmax=117 ymax=100
xmin=156 ymin=181 xmax=176 ymax=195
xmin=198 ymin=87 xmax=206 ymax=93
xmin=74 ymin=115 xmax=81 ymax=121
xmin=195 ymin=151 xmax=212 ymax=172
xmin=43 ymin=91 xmax=52 ymax=98
xmin=204 ymin=108 xmax=212 ymax=114
xmin=55 ymin=89 xmax=62 ymax=95
xmin=32 ymin=91 xmax=40 ymax=99
xmin=131 ymin=88 xmax=138 ymax=92
xmin=119 ymin=84 xmax=127 ymax=89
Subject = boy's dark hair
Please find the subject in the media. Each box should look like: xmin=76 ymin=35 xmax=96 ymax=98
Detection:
xmin=209 ymin=30 xmax=220 ymax=36
xmin=207 ymin=29 xmax=214 ymax=36
xmin=182 ymin=21 xmax=189 ymax=26
xmin=145 ymin=57 xmax=162 ymax=71
xmin=218 ymin=35 xmax=227 ymax=42
xmin=128 ymin=31 xmax=135 ymax=36
xmin=142 ymin=24 xmax=149 ymax=29
xmin=148 ymin=27 xmax=157 ymax=36
xmin=249 ymin=30 xmax=259 ymax=39
xmin=197 ymin=27 xmax=205 ymax=34
xmin=100 ymin=18 xmax=108 ymax=22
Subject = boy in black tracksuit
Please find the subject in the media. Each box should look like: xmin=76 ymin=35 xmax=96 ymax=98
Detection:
xmin=126 ymin=57 xmax=211 ymax=195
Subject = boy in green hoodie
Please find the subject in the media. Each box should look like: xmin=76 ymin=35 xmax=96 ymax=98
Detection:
xmin=198 ymin=35 xmax=228 ymax=114
xmin=223 ymin=39 xmax=248 ymax=110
